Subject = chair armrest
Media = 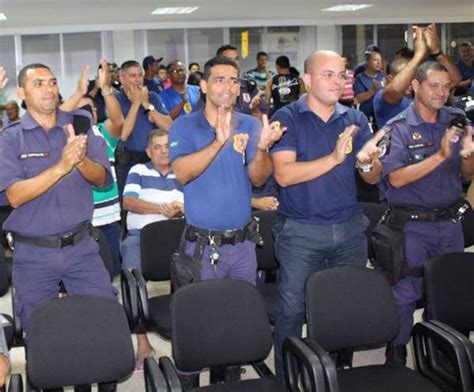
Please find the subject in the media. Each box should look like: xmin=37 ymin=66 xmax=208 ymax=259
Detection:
xmin=132 ymin=269 xmax=151 ymax=323
xmin=428 ymin=320 xmax=474 ymax=371
xmin=303 ymin=338 xmax=340 ymax=392
xmin=283 ymin=336 xmax=329 ymax=392
xmin=413 ymin=321 xmax=472 ymax=392
xmin=120 ymin=270 xmax=139 ymax=328
xmin=159 ymin=356 xmax=182 ymax=391
xmin=7 ymin=374 xmax=23 ymax=392
xmin=144 ymin=357 xmax=168 ymax=392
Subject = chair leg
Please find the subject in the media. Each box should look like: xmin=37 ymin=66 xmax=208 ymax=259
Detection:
xmin=178 ymin=373 xmax=200 ymax=390
xmin=336 ymin=349 xmax=354 ymax=369
xmin=385 ymin=343 xmax=407 ymax=366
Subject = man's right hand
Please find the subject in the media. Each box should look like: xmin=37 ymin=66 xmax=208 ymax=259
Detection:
xmin=332 ymin=125 xmax=358 ymax=164
xmin=58 ymin=125 xmax=87 ymax=174
xmin=412 ymin=26 xmax=428 ymax=56
xmin=215 ymin=106 xmax=232 ymax=146
xmin=0 ymin=67 xmax=8 ymax=90
xmin=439 ymin=125 xmax=464 ymax=160
xmin=126 ymin=86 xmax=142 ymax=106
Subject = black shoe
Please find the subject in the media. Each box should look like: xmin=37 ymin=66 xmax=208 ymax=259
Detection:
xmin=385 ymin=344 xmax=407 ymax=366
xmin=178 ymin=374 xmax=199 ymax=390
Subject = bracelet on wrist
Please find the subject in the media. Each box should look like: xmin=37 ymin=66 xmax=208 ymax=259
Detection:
xmin=101 ymin=89 xmax=114 ymax=97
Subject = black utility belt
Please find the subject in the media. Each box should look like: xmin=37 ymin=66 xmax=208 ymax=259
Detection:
xmin=386 ymin=199 xmax=471 ymax=227
xmin=184 ymin=220 xmax=259 ymax=247
xmin=11 ymin=222 xmax=96 ymax=249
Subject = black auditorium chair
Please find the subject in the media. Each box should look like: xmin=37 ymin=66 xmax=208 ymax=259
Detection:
xmin=97 ymin=229 xmax=115 ymax=281
xmin=283 ymin=266 xmax=471 ymax=392
xmin=424 ymin=252 xmax=474 ymax=388
xmin=132 ymin=218 xmax=185 ymax=340
xmin=462 ymin=210 xmax=474 ymax=248
xmin=252 ymin=210 xmax=279 ymax=324
xmin=13 ymin=295 xmax=135 ymax=392
xmin=155 ymin=279 xmax=287 ymax=391
xmin=0 ymin=248 xmax=19 ymax=348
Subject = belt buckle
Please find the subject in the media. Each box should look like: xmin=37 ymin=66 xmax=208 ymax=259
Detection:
xmin=61 ymin=232 xmax=75 ymax=247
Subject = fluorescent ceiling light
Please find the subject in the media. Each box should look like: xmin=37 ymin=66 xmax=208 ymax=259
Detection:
xmin=152 ymin=7 xmax=199 ymax=15
xmin=0 ymin=13 xmax=7 ymax=21
xmin=322 ymin=4 xmax=373 ymax=12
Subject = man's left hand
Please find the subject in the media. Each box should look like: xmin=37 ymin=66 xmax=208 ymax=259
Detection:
xmin=76 ymin=65 xmax=90 ymax=96
xmin=257 ymin=115 xmax=287 ymax=151
xmin=460 ymin=126 xmax=474 ymax=158
xmin=0 ymin=67 xmax=8 ymax=90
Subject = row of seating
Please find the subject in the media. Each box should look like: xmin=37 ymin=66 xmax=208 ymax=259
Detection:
xmin=5 ymin=254 xmax=473 ymax=391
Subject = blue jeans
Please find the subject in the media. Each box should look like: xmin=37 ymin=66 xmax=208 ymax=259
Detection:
xmin=121 ymin=230 xmax=141 ymax=270
xmin=273 ymin=212 xmax=369 ymax=382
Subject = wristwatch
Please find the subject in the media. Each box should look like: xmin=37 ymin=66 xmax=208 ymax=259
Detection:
xmin=144 ymin=104 xmax=155 ymax=114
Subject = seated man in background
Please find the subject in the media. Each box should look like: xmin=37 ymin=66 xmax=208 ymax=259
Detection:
xmin=122 ymin=129 xmax=183 ymax=369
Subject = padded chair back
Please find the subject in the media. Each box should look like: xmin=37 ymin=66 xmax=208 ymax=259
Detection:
xmin=252 ymin=210 xmax=278 ymax=271
xmin=425 ymin=252 xmax=474 ymax=332
xmin=462 ymin=211 xmax=474 ymax=248
xmin=97 ymin=230 xmax=114 ymax=280
xmin=27 ymin=295 xmax=134 ymax=389
xmin=0 ymin=249 xmax=9 ymax=297
xmin=305 ymin=266 xmax=400 ymax=352
xmin=171 ymin=279 xmax=273 ymax=372
xmin=360 ymin=202 xmax=386 ymax=260
xmin=140 ymin=218 xmax=185 ymax=281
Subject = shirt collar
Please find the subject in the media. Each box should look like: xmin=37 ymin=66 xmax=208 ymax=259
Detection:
xmin=405 ymin=103 xmax=458 ymax=127
xmin=20 ymin=109 xmax=72 ymax=131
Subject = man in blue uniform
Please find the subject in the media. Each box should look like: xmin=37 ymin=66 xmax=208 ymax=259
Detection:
xmin=0 ymin=63 xmax=117 ymax=334
xmin=169 ymin=55 xmax=283 ymax=387
xmin=270 ymin=50 xmax=386 ymax=382
xmin=380 ymin=61 xmax=474 ymax=365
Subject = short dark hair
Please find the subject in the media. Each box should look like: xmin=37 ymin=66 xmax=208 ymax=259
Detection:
xmin=17 ymin=63 xmax=51 ymax=87
xmin=395 ymin=47 xmax=415 ymax=60
xmin=365 ymin=51 xmax=381 ymax=62
xmin=257 ymin=51 xmax=268 ymax=59
xmin=415 ymin=61 xmax=448 ymax=82
xmin=216 ymin=44 xmax=238 ymax=56
xmin=188 ymin=62 xmax=199 ymax=71
xmin=203 ymin=56 xmax=239 ymax=81
xmin=158 ymin=64 xmax=167 ymax=71
xmin=276 ymin=55 xmax=290 ymax=69
xmin=166 ymin=60 xmax=183 ymax=73
xmin=147 ymin=129 xmax=168 ymax=146
xmin=120 ymin=60 xmax=141 ymax=73
xmin=386 ymin=58 xmax=408 ymax=76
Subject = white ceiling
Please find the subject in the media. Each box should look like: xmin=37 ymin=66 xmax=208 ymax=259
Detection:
xmin=0 ymin=0 xmax=473 ymax=35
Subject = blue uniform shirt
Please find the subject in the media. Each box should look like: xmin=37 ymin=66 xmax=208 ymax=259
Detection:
xmin=0 ymin=109 xmax=112 ymax=236
xmin=354 ymin=72 xmax=385 ymax=120
xmin=381 ymin=104 xmax=465 ymax=209
xmin=271 ymin=96 xmax=371 ymax=224
xmin=159 ymin=85 xmax=201 ymax=118
xmin=373 ymin=88 xmax=412 ymax=128
xmin=169 ymin=109 xmax=260 ymax=230
xmin=144 ymin=78 xmax=164 ymax=95
xmin=116 ymin=91 xmax=169 ymax=152
xmin=456 ymin=60 xmax=474 ymax=84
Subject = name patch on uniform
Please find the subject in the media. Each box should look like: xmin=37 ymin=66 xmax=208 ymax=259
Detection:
xmin=19 ymin=152 xmax=49 ymax=159
xmin=407 ymin=142 xmax=433 ymax=150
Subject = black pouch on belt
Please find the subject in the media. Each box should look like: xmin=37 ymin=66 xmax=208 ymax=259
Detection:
xmin=170 ymin=233 xmax=205 ymax=292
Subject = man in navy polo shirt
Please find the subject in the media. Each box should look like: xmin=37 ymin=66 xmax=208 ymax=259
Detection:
xmin=115 ymin=60 xmax=172 ymax=197
xmin=271 ymin=50 xmax=386 ymax=382
xmin=380 ymin=61 xmax=474 ymax=365
xmin=169 ymin=55 xmax=283 ymax=387
xmin=456 ymin=41 xmax=474 ymax=92
xmin=159 ymin=60 xmax=201 ymax=119
xmin=0 ymin=64 xmax=117 ymax=332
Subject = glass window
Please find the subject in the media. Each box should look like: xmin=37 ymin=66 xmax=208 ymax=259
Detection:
xmin=376 ymin=24 xmax=409 ymax=64
xmin=0 ymin=35 xmax=17 ymax=118
xmin=446 ymin=23 xmax=474 ymax=62
xmin=230 ymin=27 xmax=265 ymax=75
xmin=21 ymin=34 xmax=62 ymax=77
xmin=187 ymin=28 xmax=224 ymax=70
xmin=342 ymin=25 xmax=375 ymax=69
xmin=266 ymin=26 xmax=301 ymax=74
xmin=63 ymin=32 xmax=102 ymax=78
xmin=146 ymin=29 xmax=185 ymax=66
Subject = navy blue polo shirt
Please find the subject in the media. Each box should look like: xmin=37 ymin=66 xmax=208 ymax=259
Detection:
xmin=159 ymin=85 xmax=201 ymax=118
xmin=144 ymin=78 xmax=163 ymax=95
xmin=381 ymin=104 xmax=464 ymax=209
xmin=0 ymin=109 xmax=112 ymax=236
xmin=373 ymin=89 xmax=412 ymax=128
xmin=456 ymin=60 xmax=474 ymax=84
xmin=116 ymin=91 xmax=169 ymax=152
xmin=354 ymin=72 xmax=385 ymax=119
xmin=169 ymin=109 xmax=260 ymax=230
xmin=271 ymin=96 xmax=371 ymax=224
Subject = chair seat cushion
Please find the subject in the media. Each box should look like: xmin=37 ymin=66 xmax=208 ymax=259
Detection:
xmin=191 ymin=378 xmax=286 ymax=392
xmin=148 ymin=295 xmax=171 ymax=339
xmin=338 ymin=365 xmax=443 ymax=392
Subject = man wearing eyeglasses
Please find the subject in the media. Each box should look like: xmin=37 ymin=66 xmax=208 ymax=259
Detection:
xmin=159 ymin=60 xmax=202 ymax=119
xmin=270 ymin=50 xmax=386 ymax=382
